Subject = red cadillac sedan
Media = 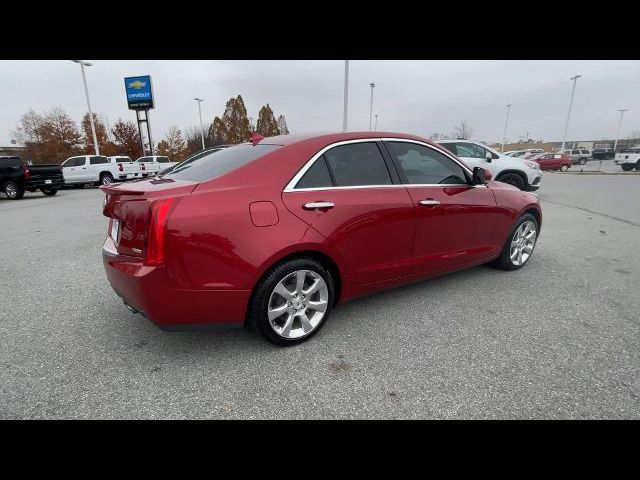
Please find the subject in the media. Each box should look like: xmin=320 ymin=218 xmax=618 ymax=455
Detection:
xmin=102 ymin=132 xmax=542 ymax=345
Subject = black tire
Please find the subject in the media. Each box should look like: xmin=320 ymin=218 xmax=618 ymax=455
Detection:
xmin=622 ymin=164 xmax=635 ymax=172
xmin=578 ymin=158 xmax=587 ymax=165
xmin=4 ymin=180 xmax=24 ymax=200
xmin=248 ymin=257 xmax=335 ymax=346
xmin=41 ymin=188 xmax=58 ymax=196
xmin=560 ymin=165 xmax=569 ymax=172
xmin=73 ymin=184 xmax=85 ymax=189
xmin=100 ymin=173 xmax=114 ymax=186
xmin=491 ymin=213 xmax=539 ymax=271
xmin=635 ymin=161 xmax=640 ymax=171
xmin=497 ymin=172 xmax=526 ymax=190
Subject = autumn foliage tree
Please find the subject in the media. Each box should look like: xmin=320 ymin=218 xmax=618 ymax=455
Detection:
xmin=256 ymin=104 xmax=280 ymax=137
xmin=221 ymin=95 xmax=251 ymax=144
xmin=111 ymin=119 xmax=142 ymax=159
xmin=155 ymin=125 xmax=188 ymax=161
xmin=81 ymin=113 xmax=118 ymax=156
xmin=207 ymin=116 xmax=228 ymax=146
xmin=15 ymin=108 xmax=83 ymax=164
xmin=277 ymin=114 xmax=289 ymax=135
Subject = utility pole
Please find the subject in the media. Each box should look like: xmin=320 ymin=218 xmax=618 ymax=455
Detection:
xmin=560 ymin=75 xmax=582 ymax=152
xmin=369 ymin=82 xmax=376 ymax=131
xmin=343 ymin=60 xmax=349 ymax=132
xmin=502 ymin=103 xmax=511 ymax=153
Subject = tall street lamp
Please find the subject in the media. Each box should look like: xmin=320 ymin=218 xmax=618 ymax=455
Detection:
xmin=343 ymin=60 xmax=349 ymax=132
xmin=613 ymin=108 xmax=629 ymax=153
xmin=502 ymin=103 xmax=512 ymax=153
xmin=71 ymin=60 xmax=99 ymax=155
xmin=560 ymin=75 xmax=582 ymax=152
xmin=194 ymin=98 xmax=205 ymax=150
xmin=369 ymin=82 xmax=376 ymax=131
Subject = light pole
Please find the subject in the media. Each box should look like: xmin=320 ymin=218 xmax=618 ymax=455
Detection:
xmin=369 ymin=82 xmax=376 ymax=131
xmin=71 ymin=60 xmax=99 ymax=155
xmin=343 ymin=60 xmax=349 ymax=132
xmin=502 ymin=103 xmax=512 ymax=153
xmin=613 ymin=109 xmax=628 ymax=153
xmin=374 ymin=113 xmax=379 ymax=131
xmin=194 ymin=98 xmax=205 ymax=149
xmin=560 ymin=75 xmax=582 ymax=152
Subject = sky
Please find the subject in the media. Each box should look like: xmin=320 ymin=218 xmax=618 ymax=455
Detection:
xmin=0 ymin=60 xmax=638 ymax=146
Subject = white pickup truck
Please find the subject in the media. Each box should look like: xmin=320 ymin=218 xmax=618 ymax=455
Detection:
xmin=438 ymin=139 xmax=542 ymax=191
xmin=615 ymin=148 xmax=640 ymax=171
xmin=61 ymin=155 xmax=139 ymax=187
xmin=108 ymin=156 xmax=142 ymax=181
xmin=135 ymin=155 xmax=177 ymax=177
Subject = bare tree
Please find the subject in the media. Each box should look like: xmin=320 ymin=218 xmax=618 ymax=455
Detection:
xmin=453 ymin=121 xmax=474 ymax=140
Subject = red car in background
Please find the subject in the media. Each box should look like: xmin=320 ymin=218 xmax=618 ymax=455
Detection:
xmin=101 ymin=132 xmax=542 ymax=345
xmin=525 ymin=152 xmax=572 ymax=171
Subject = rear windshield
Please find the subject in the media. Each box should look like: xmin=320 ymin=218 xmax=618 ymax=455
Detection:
xmin=0 ymin=157 xmax=21 ymax=167
xmin=164 ymin=143 xmax=281 ymax=182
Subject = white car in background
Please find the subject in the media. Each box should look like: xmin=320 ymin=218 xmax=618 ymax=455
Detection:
xmin=61 ymin=155 xmax=137 ymax=187
xmin=615 ymin=148 xmax=640 ymax=171
xmin=438 ymin=140 xmax=542 ymax=191
xmin=135 ymin=155 xmax=177 ymax=177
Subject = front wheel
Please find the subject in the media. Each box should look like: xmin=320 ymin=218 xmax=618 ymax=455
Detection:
xmin=497 ymin=173 xmax=526 ymax=190
xmin=578 ymin=158 xmax=587 ymax=165
xmin=4 ymin=180 xmax=24 ymax=200
xmin=635 ymin=161 xmax=640 ymax=171
xmin=622 ymin=164 xmax=635 ymax=172
xmin=41 ymin=188 xmax=58 ymax=196
xmin=560 ymin=165 xmax=569 ymax=172
xmin=492 ymin=213 xmax=539 ymax=271
xmin=248 ymin=258 xmax=334 ymax=346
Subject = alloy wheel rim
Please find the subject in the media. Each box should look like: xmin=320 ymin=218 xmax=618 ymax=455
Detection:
xmin=267 ymin=269 xmax=329 ymax=339
xmin=6 ymin=183 xmax=16 ymax=197
xmin=102 ymin=176 xmax=111 ymax=185
xmin=510 ymin=220 xmax=537 ymax=266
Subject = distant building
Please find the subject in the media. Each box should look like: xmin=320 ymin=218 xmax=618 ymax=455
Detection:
xmin=0 ymin=145 xmax=26 ymax=157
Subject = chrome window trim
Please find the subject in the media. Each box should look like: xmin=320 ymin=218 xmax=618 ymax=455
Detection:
xmin=283 ymin=137 xmax=477 ymax=192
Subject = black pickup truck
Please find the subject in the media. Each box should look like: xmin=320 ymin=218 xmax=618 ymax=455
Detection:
xmin=0 ymin=156 xmax=64 ymax=200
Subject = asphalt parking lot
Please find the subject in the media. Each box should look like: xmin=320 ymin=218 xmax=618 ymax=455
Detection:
xmin=1 ymin=175 xmax=639 ymax=419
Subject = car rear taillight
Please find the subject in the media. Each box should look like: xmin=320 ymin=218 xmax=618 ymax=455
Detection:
xmin=144 ymin=198 xmax=175 ymax=266
xmin=118 ymin=163 xmax=123 ymax=172
xmin=141 ymin=163 xmax=146 ymax=171
xmin=24 ymin=168 xmax=31 ymax=179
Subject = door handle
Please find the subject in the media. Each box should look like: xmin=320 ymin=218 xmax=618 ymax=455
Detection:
xmin=303 ymin=202 xmax=335 ymax=210
xmin=418 ymin=199 xmax=441 ymax=206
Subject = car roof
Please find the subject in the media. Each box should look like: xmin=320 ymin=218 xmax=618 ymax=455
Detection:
xmin=258 ymin=131 xmax=442 ymax=149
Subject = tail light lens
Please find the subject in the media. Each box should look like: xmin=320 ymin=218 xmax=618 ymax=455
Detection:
xmin=24 ymin=168 xmax=31 ymax=179
xmin=141 ymin=163 xmax=146 ymax=171
xmin=144 ymin=198 xmax=175 ymax=266
xmin=118 ymin=163 xmax=123 ymax=172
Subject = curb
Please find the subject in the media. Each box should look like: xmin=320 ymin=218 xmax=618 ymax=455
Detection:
xmin=549 ymin=171 xmax=640 ymax=176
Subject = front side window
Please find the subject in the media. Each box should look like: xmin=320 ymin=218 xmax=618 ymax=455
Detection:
xmin=386 ymin=142 xmax=467 ymax=185
xmin=63 ymin=157 xmax=84 ymax=167
xmin=323 ymin=142 xmax=391 ymax=187
xmin=137 ymin=157 xmax=151 ymax=162
xmin=156 ymin=157 xmax=170 ymax=163
xmin=581 ymin=150 xmax=590 ymax=155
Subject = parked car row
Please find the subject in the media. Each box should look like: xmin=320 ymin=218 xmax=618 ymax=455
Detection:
xmin=61 ymin=155 xmax=176 ymax=187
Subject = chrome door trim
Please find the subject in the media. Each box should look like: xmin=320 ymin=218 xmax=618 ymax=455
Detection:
xmin=283 ymin=137 xmax=478 ymax=193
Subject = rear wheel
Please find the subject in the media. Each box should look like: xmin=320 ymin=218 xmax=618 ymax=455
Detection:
xmin=497 ymin=173 xmax=526 ymax=190
xmin=560 ymin=165 xmax=569 ymax=172
xmin=622 ymin=164 xmax=635 ymax=172
xmin=578 ymin=158 xmax=587 ymax=165
xmin=4 ymin=181 xmax=24 ymax=200
xmin=100 ymin=173 xmax=114 ymax=185
xmin=492 ymin=213 xmax=539 ymax=271
xmin=248 ymin=258 xmax=334 ymax=346
xmin=635 ymin=161 xmax=640 ymax=171
xmin=41 ymin=188 xmax=58 ymax=196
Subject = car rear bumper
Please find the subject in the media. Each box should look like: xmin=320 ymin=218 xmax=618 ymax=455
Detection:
xmin=102 ymin=237 xmax=250 ymax=328
xmin=24 ymin=178 xmax=64 ymax=189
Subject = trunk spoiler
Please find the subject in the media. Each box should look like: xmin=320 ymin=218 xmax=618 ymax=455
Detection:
xmin=100 ymin=184 xmax=145 ymax=195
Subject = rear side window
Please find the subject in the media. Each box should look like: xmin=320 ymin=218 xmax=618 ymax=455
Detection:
xmin=296 ymin=156 xmax=333 ymax=189
xmin=165 ymin=144 xmax=281 ymax=182
xmin=323 ymin=142 xmax=391 ymax=187
xmin=156 ymin=157 xmax=170 ymax=163
xmin=385 ymin=141 xmax=467 ymax=185
xmin=137 ymin=157 xmax=152 ymax=162
xmin=90 ymin=156 xmax=109 ymax=165
xmin=572 ymin=150 xmax=580 ymax=154
xmin=581 ymin=150 xmax=590 ymax=154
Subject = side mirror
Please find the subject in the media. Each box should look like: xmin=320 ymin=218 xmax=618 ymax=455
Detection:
xmin=472 ymin=167 xmax=491 ymax=184
xmin=485 ymin=151 xmax=493 ymax=163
